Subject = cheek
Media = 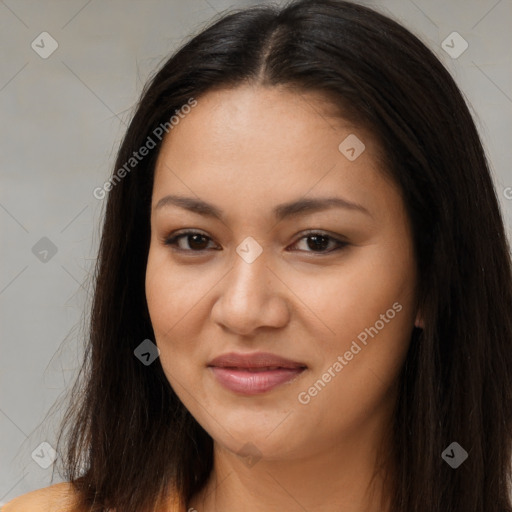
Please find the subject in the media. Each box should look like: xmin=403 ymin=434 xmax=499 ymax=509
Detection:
xmin=300 ymin=242 xmax=416 ymax=401
xmin=144 ymin=248 xmax=207 ymax=377
xmin=304 ymin=244 xmax=415 ymax=343
xmin=145 ymin=246 xmax=209 ymax=336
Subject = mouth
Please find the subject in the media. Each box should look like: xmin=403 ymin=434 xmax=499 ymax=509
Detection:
xmin=207 ymin=352 xmax=307 ymax=395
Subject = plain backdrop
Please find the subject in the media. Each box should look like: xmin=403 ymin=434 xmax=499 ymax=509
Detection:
xmin=1 ymin=0 xmax=511 ymax=503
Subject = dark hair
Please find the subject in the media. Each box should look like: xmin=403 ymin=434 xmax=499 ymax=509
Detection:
xmin=53 ymin=0 xmax=512 ymax=510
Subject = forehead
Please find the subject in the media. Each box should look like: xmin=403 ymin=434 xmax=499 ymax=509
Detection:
xmin=156 ymin=84 xmax=366 ymax=167
xmin=152 ymin=85 xmax=398 ymax=222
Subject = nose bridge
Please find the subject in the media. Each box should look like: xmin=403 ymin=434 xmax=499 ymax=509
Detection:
xmin=227 ymin=242 xmax=272 ymax=306
xmin=212 ymin=240 xmax=290 ymax=333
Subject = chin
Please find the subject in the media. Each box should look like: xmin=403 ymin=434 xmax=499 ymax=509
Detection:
xmin=202 ymin=413 xmax=304 ymax=458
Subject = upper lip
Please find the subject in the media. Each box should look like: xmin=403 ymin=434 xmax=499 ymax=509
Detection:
xmin=208 ymin=352 xmax=307 ymax=369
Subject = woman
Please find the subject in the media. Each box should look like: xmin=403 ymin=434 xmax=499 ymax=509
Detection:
xmin=5 ymin=0 xmax=512 ymax=510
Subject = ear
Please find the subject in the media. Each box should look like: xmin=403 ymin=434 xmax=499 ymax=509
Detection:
xmin=414 ymin=310 xmax=424 ymax=329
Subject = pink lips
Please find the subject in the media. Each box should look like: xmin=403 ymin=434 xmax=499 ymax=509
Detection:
xmin=207 ymin=352 xmax=307 ymax=395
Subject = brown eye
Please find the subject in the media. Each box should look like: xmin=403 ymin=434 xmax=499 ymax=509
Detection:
xmin=289 ymin=232 xmax=349 ymax=254
xmin=164 ymin=231 xmax=216 ymax=252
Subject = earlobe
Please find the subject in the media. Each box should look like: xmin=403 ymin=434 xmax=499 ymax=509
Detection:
xmin=414 ymin=311 xmax=424 ymax=329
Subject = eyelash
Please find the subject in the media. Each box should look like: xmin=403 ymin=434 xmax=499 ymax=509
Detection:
xmin=163 ymin=230 xmax=349 ymax=255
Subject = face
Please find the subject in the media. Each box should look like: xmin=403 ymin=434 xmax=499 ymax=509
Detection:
xmin=145 ymin=84 xmax=421 ymax=462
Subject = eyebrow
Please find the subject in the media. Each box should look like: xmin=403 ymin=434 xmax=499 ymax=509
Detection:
xmin=154 ymin=194 xmax=371 ymax=221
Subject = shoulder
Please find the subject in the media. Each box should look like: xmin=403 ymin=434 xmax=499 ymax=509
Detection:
xmin=2 ymin=482 xmax=82 ymax=512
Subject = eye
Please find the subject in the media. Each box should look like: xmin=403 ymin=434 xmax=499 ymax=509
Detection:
xmin=164 ymin=230 xmax=349 ymax=255
xmin=164 ymin=230 xmax=218 ymax=252
xmin=289 ymin=231 xmax=349 ymax=254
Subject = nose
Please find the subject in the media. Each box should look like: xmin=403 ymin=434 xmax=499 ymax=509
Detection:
xmin=210 ymin=249 xmax=291 ymax=336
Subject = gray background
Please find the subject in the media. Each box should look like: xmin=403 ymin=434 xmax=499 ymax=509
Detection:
xmin=1 ymin=0 xmax=511 ymax=504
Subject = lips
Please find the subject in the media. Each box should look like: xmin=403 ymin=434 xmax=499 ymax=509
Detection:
xmin=208 ymin=351 xmax=306 ymax=369
xmin=207 ymin=352 xmax=307 ymax=395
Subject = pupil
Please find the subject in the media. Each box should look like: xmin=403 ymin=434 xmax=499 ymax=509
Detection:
xmin=189 ymin=234 xmax=207 ymax=250
xmin=307 ymin=235 xmax=329 ymax=251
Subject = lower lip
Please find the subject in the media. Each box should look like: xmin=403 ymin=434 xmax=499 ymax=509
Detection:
xmin=209 ymin=367 xmax=306 ymax=395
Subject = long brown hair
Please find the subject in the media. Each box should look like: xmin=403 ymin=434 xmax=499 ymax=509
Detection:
xmin=53 ymin=1 xmax=512 ymax=510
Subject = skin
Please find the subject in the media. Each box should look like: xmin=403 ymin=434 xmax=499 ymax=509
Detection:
xmin=145 ymin=84 xmax=422 ymax=512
